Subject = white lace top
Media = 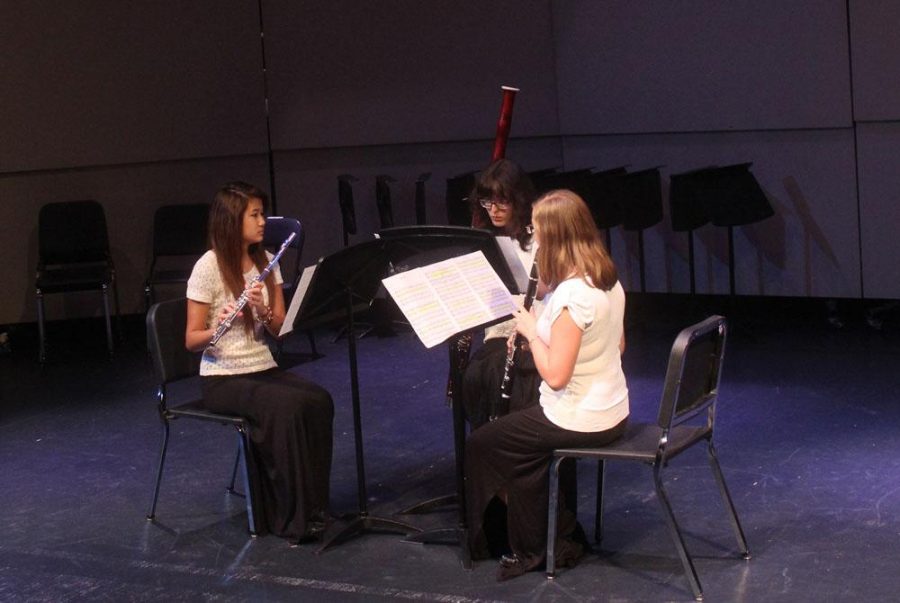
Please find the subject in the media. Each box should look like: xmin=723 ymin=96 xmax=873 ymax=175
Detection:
xmin=186 ymin=250 xmax=283 ymax=376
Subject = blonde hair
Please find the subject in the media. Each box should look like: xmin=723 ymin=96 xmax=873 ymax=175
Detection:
xmin=532 ymin=189 xmax=618 ymax=291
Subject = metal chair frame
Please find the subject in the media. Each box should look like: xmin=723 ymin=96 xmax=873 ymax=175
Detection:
xmin=546 ymin=315 xmax=750 ymax=601
xmin=145 ymin=298 xmax=257 ymax=536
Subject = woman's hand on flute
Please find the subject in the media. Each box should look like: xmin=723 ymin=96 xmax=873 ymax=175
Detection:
xmin=218 ymin=301 xmax=240 ymax=324
xmin=244 ymin=281 xmax=265 ymax=313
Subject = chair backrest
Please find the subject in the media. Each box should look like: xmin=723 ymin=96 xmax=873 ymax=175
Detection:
xmin=38 ymin=200 xmax=110 ymax=265
xmin=657 ymin=315 xmax=727 ymax=431
xmin=263 ymin=216 xmax=304 ymax=284
xmin=152 ymin=203 xmax=210 ymax=257
xmin=146 ymin=298 xmax=201 ymax=386
xmin=338 ymin=175 xmax=358 ymax=239
xmin=375 ymin=175 xmax=395 ymax=229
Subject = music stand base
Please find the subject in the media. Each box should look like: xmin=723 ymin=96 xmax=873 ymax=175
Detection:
xmin=316 ymin=513 xmax=421 ymax=554
xmin=399 ymin=493 xmax=457 ymax=515
xmin=403 ymin=526 xmax=472 ymax=569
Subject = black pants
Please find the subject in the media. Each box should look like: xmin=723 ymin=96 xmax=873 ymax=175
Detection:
xmin=466 ymin=405 xmax=627 ymax=577
xmin=201 ymin=368 xmax=333 ymax=541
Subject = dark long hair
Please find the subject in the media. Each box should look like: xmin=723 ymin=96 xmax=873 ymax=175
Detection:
xmin=532 ymin=189 xmax=618 ymax=291
xmin=208 ymin=181 xmax=275 ymax=334
xmin=468 ymin=159 xmax=536 ymax=250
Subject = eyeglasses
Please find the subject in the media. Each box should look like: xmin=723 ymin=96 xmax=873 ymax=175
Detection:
xmin=478 ymin=198 xmax=511 ymax=210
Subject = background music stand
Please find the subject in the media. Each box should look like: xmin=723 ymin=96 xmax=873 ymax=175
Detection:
xmin=290 ymin=239 xmax=422 ymax=553
xmin=376 ymin=225 xmax=521 ymax=567
xmin=415 ymin=173 xmax=431 ymax=225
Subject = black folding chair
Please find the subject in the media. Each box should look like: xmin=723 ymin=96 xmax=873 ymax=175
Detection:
xmin=144 ymin=203 xmax=209 ymax=310
xmin=262 ymin=216 xmax=319 ymax=360
xmin=546 ymin=315 xmax=750 ymax=601
xmin=145 ymin=298 xmax=257 ymax=536
xmin=35 ymin=200 xmax=119 ymax=362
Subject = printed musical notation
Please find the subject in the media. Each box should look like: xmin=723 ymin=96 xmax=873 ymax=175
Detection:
xmin=382 ymin=251 xmax=516 ymax=348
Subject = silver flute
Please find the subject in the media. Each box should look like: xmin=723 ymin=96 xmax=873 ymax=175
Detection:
xmin=208 ymin=232 xmax=297 ymax=347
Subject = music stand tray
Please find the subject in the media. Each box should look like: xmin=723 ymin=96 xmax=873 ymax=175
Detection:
xmin=375 ymin=226 xmax=523 ymax=567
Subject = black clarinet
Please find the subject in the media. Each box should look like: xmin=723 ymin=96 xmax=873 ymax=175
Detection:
xmin=494 ymin=261 xmax=539 ymax=420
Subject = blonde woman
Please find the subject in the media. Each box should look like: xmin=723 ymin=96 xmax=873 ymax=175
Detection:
xmin=466 ymin=189 xmax=629 ymax=580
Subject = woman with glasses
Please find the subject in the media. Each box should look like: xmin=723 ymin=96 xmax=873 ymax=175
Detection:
xmin=461 ymin=159 xmax=542 ymax=430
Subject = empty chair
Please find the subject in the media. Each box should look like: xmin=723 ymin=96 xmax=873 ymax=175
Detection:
xmin=144 ymin=203 xmax=210 ymax=310
xmin=145 ymin=298 xmax=257 ymax=536
xmin=546 ymin=315 xmax=749 ymax=601
xmin=35 ymin=200 xmax=119 ymax=362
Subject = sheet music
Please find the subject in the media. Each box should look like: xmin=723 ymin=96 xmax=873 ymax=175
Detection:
xmin=382 ymin=251 xmax=517 ymax=348
xmin=495 ymin=236 xmax=532 ymax=293
xmin=279 ymin=263 xmax=318 ymax=337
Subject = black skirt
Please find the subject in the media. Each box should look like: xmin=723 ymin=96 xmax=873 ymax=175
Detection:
xmin=466 ymin=405 xmax=627 ymax=578
xmin=461 ymin=338 xmax=541 ymax=430
xmin=201 ymin=368 xmax=333 ymax=541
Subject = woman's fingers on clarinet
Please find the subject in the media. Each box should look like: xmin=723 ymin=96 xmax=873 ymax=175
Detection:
xmin=507 ymin=334 xmax=516 ymax=354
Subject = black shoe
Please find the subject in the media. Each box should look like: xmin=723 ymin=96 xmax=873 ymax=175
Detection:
xmin=497 ymin=554 xmax=527 ymax=581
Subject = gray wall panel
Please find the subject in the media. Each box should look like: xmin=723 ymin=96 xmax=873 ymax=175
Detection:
xmin=849 ymin=2 xmax=900 ymax=121
xmin=0 ymin=1 xmax=268 ymax=172
xmin=554 ymin=1 xmax=852 ymax=134
xmin=857 ymin=123 xmax=900 ymax=298
xmin=263 ymin=0 xmax=559 ymax=149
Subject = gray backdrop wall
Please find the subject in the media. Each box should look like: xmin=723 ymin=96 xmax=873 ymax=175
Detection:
xmin=2 ymin=0 xmax=898 ymax=326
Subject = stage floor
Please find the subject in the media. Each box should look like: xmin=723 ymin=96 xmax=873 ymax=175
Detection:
xmin=2 ymin=297 xmax=900 ymax=601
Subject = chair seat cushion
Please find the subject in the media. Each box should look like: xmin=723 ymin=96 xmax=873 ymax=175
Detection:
xmin=555 ymin=422 xmax=710 ymax=463
xmin=36 ymin=265 xmax=113 ymax=293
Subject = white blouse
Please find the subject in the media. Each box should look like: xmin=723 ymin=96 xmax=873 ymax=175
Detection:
xmin=186 ymin=250 xmax=283 ymax=376
xmin=536 ymin=277 xmax=629 ymax=432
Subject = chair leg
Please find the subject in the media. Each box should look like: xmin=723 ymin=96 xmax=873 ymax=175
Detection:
xmin=101 ymin=284 xmax=114 ymax=357
xmin=707 ymin=441 xmax=751 ymax=559
xmin=595 ymin=459 xmax=606 ymax=544
xmin=36 ymin=290 xmax=46 ymax=363
xmin=652 ymin=464 xmax=703 ymax=601
xmin=236 ymin=427 xmax=257 ymax=536
xmin=307 ymin=329 xmax=319 ymax=357
xmin=545 ymin=456 xmax=565 ymax=578
xmin=112 ymin=279 xmax=124 ymax=343
xmin=227 ymin=446 xmax=241 ymax=493
xmin=147 ymin=420 xmax=171 ymax=520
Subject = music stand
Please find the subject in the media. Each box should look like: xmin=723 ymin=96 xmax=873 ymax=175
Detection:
xmin=376 ymin=225 xmax=521 ymax=567
xmin=290 ymin=239 xmax=423 ymax=553
xmin=375 ymin=174 xmax=396 ymax=229
xmin=622 ymin=167 xmax=664 ymax=292
xmin=415 ymin=173 xmax=431 ymax=225
xmin=445 ymin=171 xmax=476 ymax=227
